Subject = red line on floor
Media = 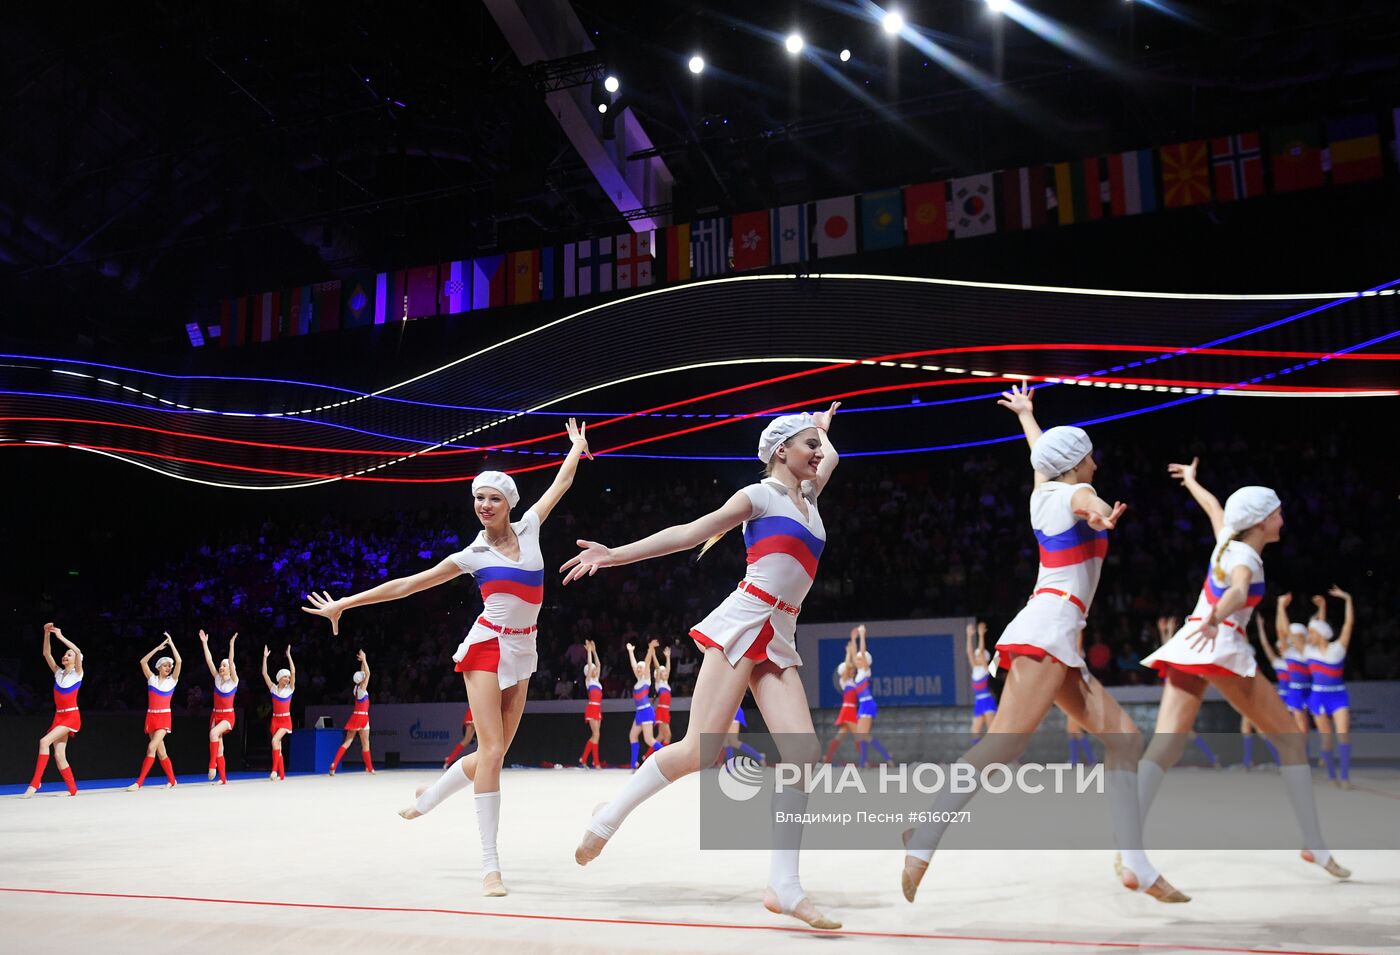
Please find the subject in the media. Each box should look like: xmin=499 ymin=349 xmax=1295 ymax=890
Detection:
xmin=0 ymin=886 xmax=1376 ymax=954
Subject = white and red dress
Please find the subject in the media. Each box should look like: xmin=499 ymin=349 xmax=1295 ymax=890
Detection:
xmin=834 ymin=675 xmax=858 ymax=726
xmin=344 ymin=687 xmax=371 ymax=732
xmin=50 ymin=669 xmax=83 ymax=734
xmin=211 ymin=678 xmax=237 ymax=729
xmin=270 ymin=686 xmax=294 ymax=734
xmin=654 ymin=679 xmax=672 ymax=725
xmin=690 ymin=479 xmax=826 ymax=669
xmin=449 ymin=509 xmax=545 ymax=690
xmin=1142 ymin=541 xmax=1265 ymax=678
xmin=583 ymin=674 xmax=603 ymax=722
xmin=994 ymin=481 xmax=1106 ymax=674
xmin=143 ymin=675 xmax=177 ymax=734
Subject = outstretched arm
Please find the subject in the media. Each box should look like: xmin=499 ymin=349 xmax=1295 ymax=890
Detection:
xmin=168 ymin=635 xmax=183 ymax=681
xmin=358 ymin=649 xmax=371 ymax=692
xmin=997 ymin=383 xmax=1048 ymax=485
xmin=965 ymin=623 xmax=976 ymax=667
xmin=1070 ymin=486 xmax=1128 ymax=531
xmin=1328 ymin=586 xmax=1355 ymax=649
xmin=976 ymin=621 xmax=988 ymax=659
xmin=644 ymin=640 xmax=659 ymax=678
xmin=812 ymin=402 xmax=841 ymax=497
xmin=227 ymin=633 xmax=239 ymax=683
xmin=303 ymin=557 xmax=462 ymax=635
xmin=286 ymin=646 xmax=296 ymax=690
xmin=1167 ymin=457 xmax=1223 ymax=535
xmin=528 ymin=418 xmax=592 ymax=523
xmin=1255 ymin=615 xmax=1282 ymax=666
xmin=200 ymin=630 xmax=219 ymax=680
xmin=625 ymin=642 xmax=642 ymax=672
xmin=261 ymin=646 xmax=275 ymax=691
xmin=856 ymin=624 xmax=869 ymax=664
xmin=41 ymin=624 xmax=59 ymax=674
xmin=561 ymin=491 xmax=754 ymax=584
xmin=1275 ymin=594 xmax=1297 ymax=651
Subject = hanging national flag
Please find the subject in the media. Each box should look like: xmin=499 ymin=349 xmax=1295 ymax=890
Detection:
xmin=1000 ymin=166 xmax=1048 ymax=231
xmin=574 ymin=237 xmax=614 ymax=296
xmin=729 ymin=211 xmax=771 ymax=271
xmin=257 ymin=290 xmax=281 ymax=342
xmin=860 ymin=189 xmax=905 ymax=251
xmin=1326 ymin=114 xmax=1383 ymax=185
xmin=507 ymin=250 xmax=540 ymax=305
xmin=283 ymin=285 xmax=313 ymax=336
xmin=1209 ymin=133 xmax=1265 ymax=202
xmin=1106 ymin=149 xmax=1157 ymax=216
xmin=1080 ymin=158 xmax=1106 ymax=221
xmin=438 ymin=261 xmax=471 ymax=315
xmin=770 ymin=204 xmax=811 ymax=264
xmin=691 ymin=217 xmax=730 ymax=277
xmin=951 ymin=174 xmax=996 ymax=238
xmin=1268 ymin=123 xmax=1324 ymax=193
xmin=218 ymin=296 xmax=245 ymax=348
xmin=471 ymin=255 xmax=507 ymax=309
xmin=406 ymin=265 xmax=440 ymax=318
xmin=1051 ymin=162 xmax=1078 ymax=225
xmin=904 ymin=181 xmax=948 ymax=244
xmin=540 ymin=246 xmax=570 ymax=300
xmin=342 ymin=274 xmax=376 ymax=328
xmin=374 ymin=271 xmax=403 ymax=324
xmin=662 ymin=223 xmax=691 ymax=282
xmin=314 ymin=281 xmax=341 ymax=333
xmin=812 ymin=196 xmax=857 ymax=258
xmin=615 ymin=231 xmax=656 ymax=288
xmin=1159 ymin=141 xmax=1210 ymax=208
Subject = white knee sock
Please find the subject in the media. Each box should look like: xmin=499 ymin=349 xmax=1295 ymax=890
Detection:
xmin=906 ymin=765 xmax=979 ymax=863
xmin=1281 ymin=764 xmax=1330 ymax=865
xmin=1107 ymin=769 xmax=1159 ymax=890
xmin=1137 ymin=758 xmax=1166 ymax=820
xmin=414 ymin=757 xmax=473 ymax=815
xmin=588 ymin=755 xmax=671 ymax=839
xmin=769 ymin=785 xmax=808 ymax=912
xmin=476 ymin=790 xmax=502 ymax=877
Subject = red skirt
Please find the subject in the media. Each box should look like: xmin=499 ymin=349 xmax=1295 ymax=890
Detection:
xmin=834 ymin=703 xmax=857 ymax=726
xmin=343 ymin=712 xmax=370 ymax=732
xmin=210 ymin=710 xmax=237 ymax=729
xmin=144 ymin=711 xmax=172 ymax=734
xmin=270 ymin=715 xmax=293 ymax=734
xmin=49 ymin=710 xmax=81 ymax=734
xmin=583 ymin=701 xmax=602 ymax=722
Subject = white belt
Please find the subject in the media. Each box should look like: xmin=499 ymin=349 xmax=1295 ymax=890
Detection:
xmin=56 ymin=707 xmax=79 ymax=713
xmin=148 ymin=708 xmax=171 ymax=714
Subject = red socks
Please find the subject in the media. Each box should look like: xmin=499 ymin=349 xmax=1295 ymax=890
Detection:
xmin=362 ymin=749 xmax=373 ymax=772
xmin=159 ymin=756 xmax=176 ymax=786
xmin=135 ymin=755 xmax=155 ymax=787
xmin=445 ymin=743 xmax=465 ymax=764
xmin=216 ymin=755 xmax=227 ymax=784
xmin=580 ymin=741 xmax=600 ymax=767
xmin=824 ymin=737 xmax=841 ymax=763
xmin=59 ymin=765 xmax=77 ymax=796
xmin=29 ymin=753 xmax=49 ymax=791
xmin=272 ymin=749 xmax=286 ymax=779
xmin=330 ymin=747 xmax=346 ymax=772
xmin=208 ymin=740 xmax=220 ymax=770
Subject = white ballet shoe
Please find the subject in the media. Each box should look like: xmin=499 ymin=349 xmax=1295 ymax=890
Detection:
xmin=21 ymin=787 xmax=36 ymax=799
xmin=1301 ymin=849 xmax=1351 ymax=879
xmin=328 ymin=767 xmax=337 ymax=777
xmin=269 ymin=771 xmax=278 ymax=782
xmin=126 ymin=783 xmax=141 ymax=792
xmin=482 ymin=871 xmax=508 ymax=897
xmin=900 ymin=829 xmax=929 ymax=903
xmin=399 ymin=784 xmax=429 ymax=820
xmin=208 ymin=768 xmax=217 ymax=781
xmin=165 ymin=781 xmax=177 ymax=789
xmin=575 ymin=803 xmax=610 ymax=866
xmin=762 ymin=887 xmax=841 ymax=930
xmin=1120 ymin=865 xmax=1190 ymax=903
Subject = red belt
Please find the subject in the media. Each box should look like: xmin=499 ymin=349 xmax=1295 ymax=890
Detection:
xmin=1187 ymin=614 xmax=1241 ymax=632
xmin=477 ymin=616 xmax=538 ymax=636
xmin=737 ymin=581 xmax=801 ymax=616
xmin=1031 ymin=588 xmax=1088 ymax=615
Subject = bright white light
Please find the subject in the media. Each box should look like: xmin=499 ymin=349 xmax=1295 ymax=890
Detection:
xmin=839 ymin=48 xmax=852 ymax=62
xmin=986 ymin=0 xmax=1009 ymax=12
xmin=688 ymin=55 xmax=705 ymax=74
xmin=604 ymin=75 xmax=620 ymax=93
xmin=597 ymin=102 xmax=608 ymax=113
xmin=882 ymin=10 xmax=904 ymax=34
xmin=785 ymin=33 xmax=804 ymax=54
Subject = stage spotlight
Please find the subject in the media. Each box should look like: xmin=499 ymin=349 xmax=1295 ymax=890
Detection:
xmin=839 ymin=48 xmax=852 ymax=61
xmin=785 ymin=33 xmax=804 ymax=54
xmin=882 ymin=10 xmax=904 ymax=34
xmin=688 ymin=55 xmax=705 ymax=74
xmin=986 ymin=0 xmax=1009 ymax=12
xmin=604 ymin=75 xmax=620 ymax=93
xmin=597 ymin=102 xmax=608 ymax=113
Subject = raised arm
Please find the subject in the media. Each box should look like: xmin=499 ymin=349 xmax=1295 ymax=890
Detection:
xmin=527 ymin=418 xmax=592 ymax=523
xmin=1255 ymin=615 xmax=1282 ymax=666
xmin=662 ymin=647 xmax=672 ymax=681
xmin=812 ymin=402 xmax=841 ymax=497
xmin=976 ymin=621 xmax=989 ymax=659
xmin=199 ymin=629 xmax=219 ymax=680
xmin=1275 ymin=594 xmax=1297 ymax=651
xmin=139 ymin=636 xmax=167 ymax=680
xmin=644 ymin=639 xmax=659 ymax=678
xmin=357 ymin=649 xmax=371 ymax=692
xmin=1310 ymin=594 xmax=1328 ymax=628
xmin=41 ymin=623 xmax=59 ymax=673
xmin=856 ymin=623 xmax=869 ymax=665
xmin=286 ymin=645 xmax=296 ymax=690
xmin=561 ymin=491 xmax=754 ymax=584
xmin=964 ymin=623 xmax=977 ymax=667
xmin=261 ymin=646 xmax=275 ymax=691
xmin=227 ymin=633 xmax=239 ymax=683
xmin=50 ymin=626 xmax=82 ymax=677
xmin=1328 ymin=586 xmax=1355 ymax=649
xmin=625 ymin=642 xmax=642 ymax=672
xmin=997 ymin=383 xmax=1047 ymax=484
xmin=168 ymin=635 xmax=183 ymax=681
xmin=1166 ymin=457 xmax=1224 ymax=535
xmin=303 ymin=557 xmax=462 ymax=635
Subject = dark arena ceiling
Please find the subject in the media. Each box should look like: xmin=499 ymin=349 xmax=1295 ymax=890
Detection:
xmin=1 ymin=1 xmax=1398 ymax=346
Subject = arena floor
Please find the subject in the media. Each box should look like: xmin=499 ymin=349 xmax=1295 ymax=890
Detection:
xmin=4 ymin=767 xmax=1398 ymax=955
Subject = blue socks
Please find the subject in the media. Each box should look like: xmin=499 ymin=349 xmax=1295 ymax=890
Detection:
xmin=1263 ymin=738 xmax=1281 ymax=765
xmin=1321 ymin=747 xmax=1337 ymax=780
xmin=869 ymin=737 xmax=892 ymax=761
xmin=1242 ymin=735 xmax=1254 ymax=768
xmin=630 ymin=741 xmax=640 ymax=769
xmin=1338 ymin=742 xmax=1351 ymax=781
xmin=1192 ymin=735 xmax=1218 ymax=766
xmin=651 ymin=740 xmax=663 ymax=752
xmin=737 ymin=742 xmax=765 ymax=763
xmin=1068 ymin=737 xmax=1080 ymax=767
